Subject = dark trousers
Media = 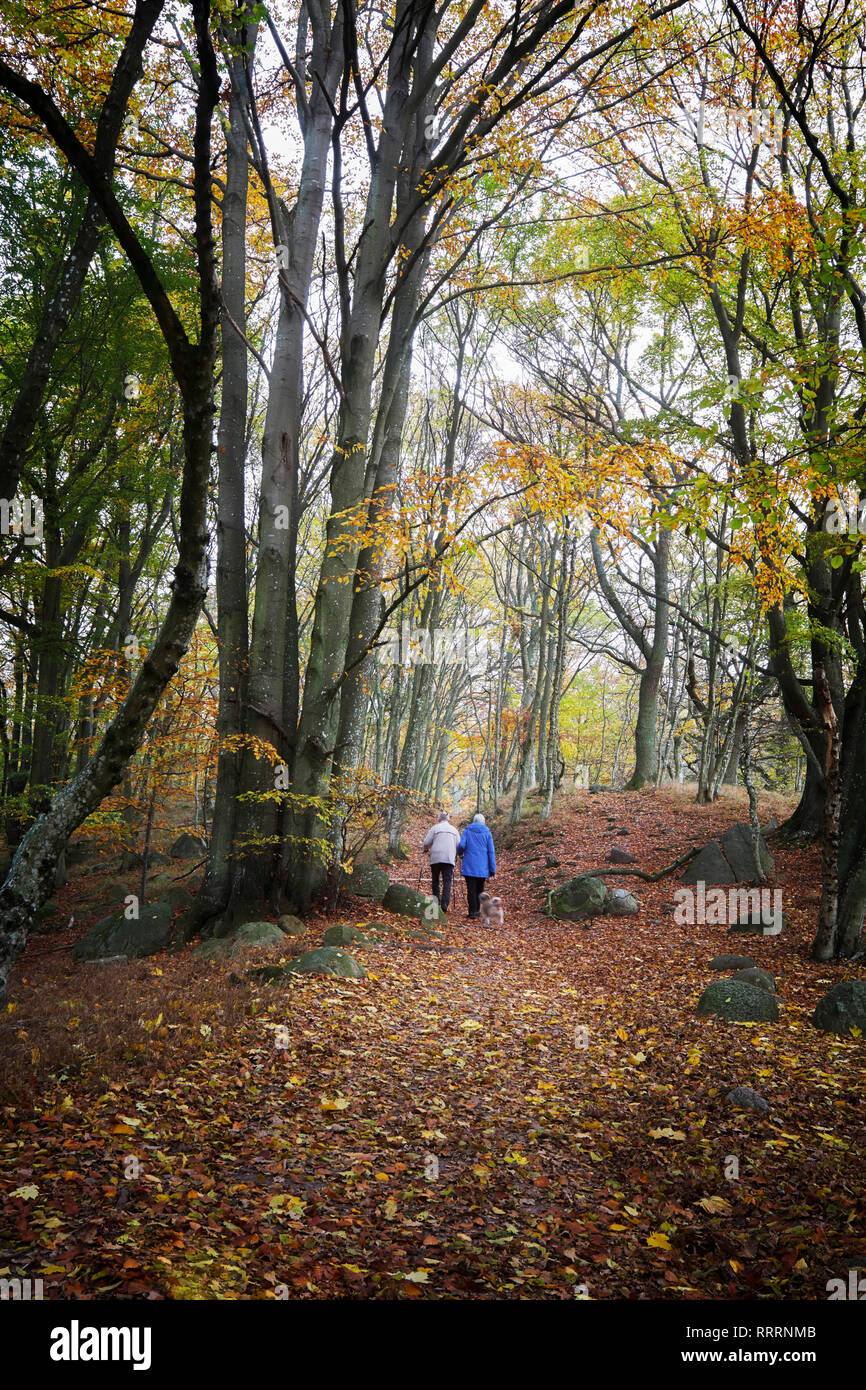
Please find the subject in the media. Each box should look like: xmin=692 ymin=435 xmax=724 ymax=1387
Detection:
xmin=465 ymin=875 xmax=486 ymax=917
xmin=431 ymin=862 xmax=454 ymax=910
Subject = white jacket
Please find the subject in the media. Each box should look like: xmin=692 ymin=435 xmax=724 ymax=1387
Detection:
xmin=423 ymin=820 xmax=460 ymax=865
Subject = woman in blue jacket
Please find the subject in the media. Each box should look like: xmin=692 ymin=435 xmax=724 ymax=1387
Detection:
xmin=457 ymin=813 xmax=496 ymax=920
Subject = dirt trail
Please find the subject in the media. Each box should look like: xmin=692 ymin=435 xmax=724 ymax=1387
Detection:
xmin=1 ymin=790 xmax=863 ymax=1299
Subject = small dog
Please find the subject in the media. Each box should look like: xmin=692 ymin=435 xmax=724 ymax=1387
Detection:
xmin=479 ymin=892 xmax=504 ymax=926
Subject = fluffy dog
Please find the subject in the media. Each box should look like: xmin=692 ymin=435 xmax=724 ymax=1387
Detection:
xmin=479 ymin=892 xmax=504 ymax=926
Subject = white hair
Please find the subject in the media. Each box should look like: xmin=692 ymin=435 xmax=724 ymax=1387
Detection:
xmin=473 ymin=812 xmax=485 ymax=823
xmin=438 ymin=811 xmax=449 ymax=821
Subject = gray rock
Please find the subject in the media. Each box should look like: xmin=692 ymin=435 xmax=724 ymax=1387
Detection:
xmin=277 ymin=914 xmax=306 ymax=936
xmin=192 ymin=937 xmax=234 ymax=961
xmin=169 ymin=832 xmax=206 ymax=859
xmin=811 ymin=981 xmax=866 ymax=1036
xmin=696 ymin=979 xmax=779 ymax=1022
xmin=607 ymin=847 xmax=637 ymax=864
xmin=72 ymin=902 xmax=174 ymax=961
xmin=382 ymin=882 xmax=446 ymax=923
xmin=726 ymin=1085 xmax=770 ymax=1114
xmin=708 ymin=953 xmax=757 ymax=971
xmin=545 ymin=854 xmax=560 ymax=868
xmin=603 ymin=887 xmax=639 ymax=916
xmin=323 ymin=923 xmax=370 ymax=947
xmin=732 ymin=967 xmax=776 ymax=994
xmin=547 ymin=874 xmax=607 ymax=920
xmin=728 ymin=909 xmax=787 ymax=937
xmin=120 ymin=849 xmax=170 ymax=873
xmin=681 ymin=841 xmax=737 ymax=886
xmin=720 ymin=822 xmax=774 ymax=880
xmin=233 ymin=921 xmax=288 ymax=949
xmin=288 ymin=947 xmax=367 ymax=979
xmin=344 ymin=862 xmax=390 ymax=901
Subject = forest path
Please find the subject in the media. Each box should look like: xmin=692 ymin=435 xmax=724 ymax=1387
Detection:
xmin=2 ymin=790 xmax=864 ymax=1298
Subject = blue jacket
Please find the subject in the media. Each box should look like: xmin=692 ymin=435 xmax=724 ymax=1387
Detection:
xmin=457 ymin=822 xmax=496 ymax=878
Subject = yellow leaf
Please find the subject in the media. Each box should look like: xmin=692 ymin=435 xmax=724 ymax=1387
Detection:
xmin=696 ymin=1196 xmax=733 ymax=1216
xmin=404 ymin=1269 xmax=430 ymax=1283
xmin=649 ymin=1127 xmax=686 ymax=1141
xmin=384 ymin=1198 xmax=397 ymax=1219
xmin=616 ymin=1027 xmax=628 ymax=1041
xmin=320 ymin=1095 xmax=350 ymax=1111
xmin=647 ymin=1231 xmax=671 ymax=1250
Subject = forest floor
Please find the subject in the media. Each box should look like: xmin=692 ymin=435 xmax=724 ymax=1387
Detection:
xmin=0 ymin=786 xmax=863 ymax=1300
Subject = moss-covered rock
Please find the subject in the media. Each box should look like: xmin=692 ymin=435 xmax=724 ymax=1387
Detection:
xmin=322 ymin=923 xmax=370 ymax=947
xmin=811 ymin=981 xmax=866 ymax=1036
xmin=277 ymin=914 xmax=306 ymax=936
xmin=696 ymin=979 xmax=779 ymax=1022
xmin=547 ymin=875 xmax=607 ymax=920
xmin=732 ymin=966 xmax=776 ymax=994
xmin=344 ymin=862 xmax=390 ymax=901
xmin=288 ymin=947 xmax=367 ymax=979
xmin=382 ymin=882 xmax=446 ymax=923
xmin=708 ymin=953 xmax=757 ymax=971
xmin=72 ymin=902 xmax=174 ymax=961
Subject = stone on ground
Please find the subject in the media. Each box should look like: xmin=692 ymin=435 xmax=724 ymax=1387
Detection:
xmin=383 ymin=882 xmax=446 ymax=923
xmin=323 ymin=923 xmax=370 ymax=947
xmin=732 ymin=966 xmax=776 ymax=993
xmin=603 ymin=886 xmax=639 ymax=916
xmin=288 ymin=947 xmax=367 ymax=979
xmin=708 ymin=953 xmax=757 ymax=971
xmin=169 ymin=832 xmax=206 ymax=859
xmin=72 ymin=902 xmax=174 ymax=961
xmin=681 ymin=840 xmax=737 ymax=886
xmin=547 ymin=874 xmax=607 ymax=920
xmin=343 ymin=862 xmax=390 ymax=901
xmin=726 ymin=1086 xmax=770 ymax=1114
xmin=696 ymin=978 xmax=779 ymax=1022
xmin=720 ymin=822 xmax=774 ymax=879
xmin=811 ymin=981 xmax=866 ymax=1035
xmin=277 ymin=914 xmax=306 ymax=936
xmin=607 ymin=847 xmax=637 ymax=864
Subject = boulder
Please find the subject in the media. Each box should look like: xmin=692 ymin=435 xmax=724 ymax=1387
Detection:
xmin=811 ymin=981 xmax=866 ymax=1036
xmin=383 ymin=882 xmax=446 ymax=923
xmin=169 ymin=832 xmax=206 ymax=859
xmin=708 ymin=953 xmax=757 ymax=972
xmin=726 ymin=1085 xmax=770 ymax=1114
xmin=732 ymin=966 xmax=776 ymax=994
xmin=323 ymin=923 xmax=370 ymax=947
xmin=288 ymin=947 xmax=367 ymax=979
xmin=344 ymin=862 xmax=390 ymax=901
xmin=720 ymin=822 xmax=774 ymax=880
xmin=547 ymin=875 xmax=607 ymax=920
xmin=120 ymin=849 xmax=170 ymax=873
xmin=607 ymin=847 xmax=637 ymax=864
xmin=72 ymin=902 xmax=174 ymax=962
xmin=544 ymin=854 xmax=560 ymax=868
xmin=696 ymin=979 xmax=779 ymax=1022
xmin=192 ymin=937 xmax=234 ymax=961
xmin=277 ymin=914 xmax=306 ymax=937
xmin=681 ymin=840 xmax=737 ymax=886
xmin=603 ymin=887 xmax=639 ymax=916
xmin=234 ymin=921 xmax=289 ymax=949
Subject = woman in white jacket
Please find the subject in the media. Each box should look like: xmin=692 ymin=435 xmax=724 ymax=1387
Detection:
xmin=422 ymin=812 xmax=460 ymax=913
